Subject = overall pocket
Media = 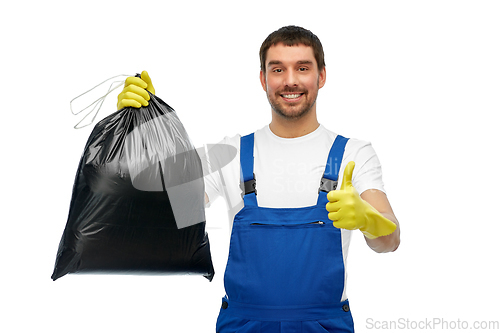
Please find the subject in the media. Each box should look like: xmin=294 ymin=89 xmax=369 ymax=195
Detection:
xmin=224 ymin=219 xmax=345 ymax=306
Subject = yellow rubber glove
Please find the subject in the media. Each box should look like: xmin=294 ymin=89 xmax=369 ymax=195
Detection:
xmin=117 ymin=70 xmax=156 ymax=109
xmin=326 ymin=161 xmax=397 ymax=239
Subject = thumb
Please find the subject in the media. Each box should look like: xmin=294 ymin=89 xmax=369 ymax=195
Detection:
xmin=340 ymin=161 xmax=355 ymax=190
xmin=141 ymin=70 xmax=155 ymax=95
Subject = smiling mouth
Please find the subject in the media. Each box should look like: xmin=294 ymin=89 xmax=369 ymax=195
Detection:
xmin=280 ymin=92 xmax=305 ymax=102
xmin=281 ymin=93 xmax=303 ymax=99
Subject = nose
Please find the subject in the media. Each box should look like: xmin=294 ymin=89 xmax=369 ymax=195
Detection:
xmin=283 ymin=70 xmax=298 ymax=87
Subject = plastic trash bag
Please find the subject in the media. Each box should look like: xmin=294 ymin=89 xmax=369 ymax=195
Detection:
xmin=51 ymin=92 xmax=215 ymax=281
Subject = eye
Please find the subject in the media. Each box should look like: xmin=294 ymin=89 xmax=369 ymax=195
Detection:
xmin=273 ymin=68 xmax=283 ymax=73
xmin=298 ymin=67 xmax=308 ymax=72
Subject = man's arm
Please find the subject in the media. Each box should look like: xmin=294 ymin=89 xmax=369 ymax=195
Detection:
xmin=360 ymin=189 xmax=400 ymax=253
xmin=327 ymin=161 xmax=400 ymax=251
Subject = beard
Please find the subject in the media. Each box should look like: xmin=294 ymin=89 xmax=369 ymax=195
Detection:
xmin=266 ymin=84 xmax=319 ymax=121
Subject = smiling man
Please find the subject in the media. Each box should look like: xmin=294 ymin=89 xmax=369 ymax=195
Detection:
xmin=261 ymin=42 xmax=325 ymax=138
xmin=117 ymin=25 xmax=400 ymax=333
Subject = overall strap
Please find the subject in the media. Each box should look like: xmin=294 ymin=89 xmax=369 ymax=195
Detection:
xmin=317 ymin=135 xmax=349 ymax=204
xmin=240 ymin=133 xmax=258 ymax=207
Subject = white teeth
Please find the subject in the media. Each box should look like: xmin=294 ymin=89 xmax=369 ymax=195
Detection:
xmin=282 ymin=94 xmax=301 ymax=98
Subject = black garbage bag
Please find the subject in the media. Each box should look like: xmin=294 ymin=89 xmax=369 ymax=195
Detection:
xmin=51 ymin=92 xmax=214 ymax=281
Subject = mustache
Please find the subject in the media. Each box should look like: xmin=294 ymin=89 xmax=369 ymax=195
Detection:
xmin=277 ymin=88 xmax=306 ymax=94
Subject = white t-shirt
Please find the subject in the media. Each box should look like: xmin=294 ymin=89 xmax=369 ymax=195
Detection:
xmin=203 ymin=124 xmax=385 ymax=301
xmin=204 ymin=124 xmax=385 ymax=227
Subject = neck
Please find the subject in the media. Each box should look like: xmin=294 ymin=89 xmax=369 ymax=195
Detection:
xmin=269 ymin=109 xmax=320 ymax=138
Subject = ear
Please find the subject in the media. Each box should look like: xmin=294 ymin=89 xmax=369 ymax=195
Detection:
xmin=318 ymin=66 xmax=326 ymax=89
xmin=260 ymin=70 xmax=267 ymax=92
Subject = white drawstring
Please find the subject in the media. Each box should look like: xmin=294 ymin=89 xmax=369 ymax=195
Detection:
xmin=70 ymin=74 xmax=132 ymax=129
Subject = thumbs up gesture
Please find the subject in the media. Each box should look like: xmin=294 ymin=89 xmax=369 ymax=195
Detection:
xmin=326 ymin=161 xmax=397 ymax=239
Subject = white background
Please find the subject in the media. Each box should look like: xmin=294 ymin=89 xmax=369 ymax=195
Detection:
xmin=1 ymin=1 xmax=499 ymax=332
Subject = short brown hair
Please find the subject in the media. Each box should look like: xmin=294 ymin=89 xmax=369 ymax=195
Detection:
xmin=259 ymin=26 xmax=325 ymax=74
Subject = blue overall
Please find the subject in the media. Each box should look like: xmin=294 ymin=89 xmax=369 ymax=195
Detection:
xmin=216 ymin=133 xmax=355 ymax=333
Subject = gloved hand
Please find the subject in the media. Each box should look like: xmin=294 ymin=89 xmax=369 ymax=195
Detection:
xmin=326 ymin=161 xmax=397 ymax=239
xmin=117 ymin=70 xmax=156 ymax=109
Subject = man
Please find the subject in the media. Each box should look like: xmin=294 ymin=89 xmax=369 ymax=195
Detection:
xmin=118 ymin=26 xmax=400 ymax=333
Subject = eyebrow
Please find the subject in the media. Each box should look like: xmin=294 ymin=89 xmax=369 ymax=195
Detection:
xmin=267 ymin=60 xmax=314 ymax=68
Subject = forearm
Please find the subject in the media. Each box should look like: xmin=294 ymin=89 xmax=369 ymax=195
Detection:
xmin=364 ymin=212 xmax=400 ymax=253
xmin=327 ymin=166 xmax=401 ymax=253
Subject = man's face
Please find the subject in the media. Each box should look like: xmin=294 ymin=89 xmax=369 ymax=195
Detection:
xmin=260 ymin=43 xmax=326 ymax=120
